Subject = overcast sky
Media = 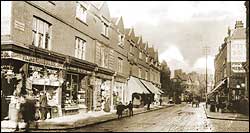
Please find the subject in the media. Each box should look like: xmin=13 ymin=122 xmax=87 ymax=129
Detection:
xmin=107 ymin=1 xmax=246 ymax=75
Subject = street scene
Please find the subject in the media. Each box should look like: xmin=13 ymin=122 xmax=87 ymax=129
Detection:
xmin=1 ymin=1 xmax=249 ymax=132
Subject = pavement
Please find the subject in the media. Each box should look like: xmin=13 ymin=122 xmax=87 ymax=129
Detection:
xmin=1 ymin=104 xmax=174 ymax=132
xmin=203 ymin=104 xmax=249 ymax=121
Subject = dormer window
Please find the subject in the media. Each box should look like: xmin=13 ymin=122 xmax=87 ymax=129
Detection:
xmin=118 ymin=34 xmax=124 ymax=47
xmin=139 ymin=51 xmax=142 ymax=59
xmin=102 ymin=22 xmax=109 ymax=37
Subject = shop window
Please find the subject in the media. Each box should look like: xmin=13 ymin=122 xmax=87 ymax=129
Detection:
xmin=76 ymin=2 xmax=87 ymax=23
xmin=32 ymin=16 xmax=51 ymax=50
xmin=65 ymin=74 xmax=79 ymax=107
xmin=75 ymin=37 xmax=86 ymax=60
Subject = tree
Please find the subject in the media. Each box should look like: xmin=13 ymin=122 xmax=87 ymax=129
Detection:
xmin=160 ymin=60 xmax=171 ymax=97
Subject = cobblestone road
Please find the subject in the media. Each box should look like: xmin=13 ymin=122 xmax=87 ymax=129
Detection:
xmin=68 ymin=103 xmax=212 ymax=132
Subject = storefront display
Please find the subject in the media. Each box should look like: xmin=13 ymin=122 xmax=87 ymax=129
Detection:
xmin=113 ymin=82 xmax=126 ymax=109
xmin=63 ymin=73 xmax=79 ymax=108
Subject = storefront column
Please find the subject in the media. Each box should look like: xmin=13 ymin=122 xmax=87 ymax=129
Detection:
xmin=110 ymin=75 xmax=114 ymax=111
xmin=58 ymin=70 xmax=64 ymax=117
xmin=91 ymin=73 xmax=97 ymax=112
xmin=58 ymin=86 xmax=63 ymax=117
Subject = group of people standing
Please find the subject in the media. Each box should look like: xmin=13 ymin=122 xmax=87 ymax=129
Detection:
xmin=116 ymin=101 xmax=133 ymax=119
xmin=14 ymin=90 xmax=52 ymax=131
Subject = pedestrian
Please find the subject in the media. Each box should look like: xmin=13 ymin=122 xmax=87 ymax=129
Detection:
xmin=147 ymin=97 xmax=151 ymax=110
xmin=159 ymin=98 xmax=163 ymax=106
xmin=39 ymin=91 xmax=48 ymax=120
xmin=192 ymin=98 xmax=195 ymax=107
xmin=21 ymin=93 xmax=36 ymax=132
xmin=196 ymin=97 xmax=200 ymax=108
xmin=116 ymin=102 xmax=124 ymax=119
xmin=128 ymin=101 xmax=133 ymax=116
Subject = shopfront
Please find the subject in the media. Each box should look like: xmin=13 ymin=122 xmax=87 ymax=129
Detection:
xmin=113 ymin=75 xmax=127 ymax=110
xmin=61 ymin=58 xmax=96 ymax=115
xmin=1 ymin=45 xmax=66 ymax=120
xmin=27 ymin=64 xmax=63 ymax=118
xmin=93 ymin=68 xmax=114 ymax=112
xmin=127 ymin=76 xmax=151 ymax=107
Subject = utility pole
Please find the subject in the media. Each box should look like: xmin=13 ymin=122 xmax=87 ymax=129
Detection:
xmin=203 ymin=46 xmax=210 ymax=108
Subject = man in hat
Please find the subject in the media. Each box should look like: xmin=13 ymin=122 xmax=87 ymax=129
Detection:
xmin=39 ymin=91 xmax=48 ymax=120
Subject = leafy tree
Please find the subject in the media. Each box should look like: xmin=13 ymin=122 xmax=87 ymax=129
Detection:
xmin=160 ymin=60 xmax=171 ymax=97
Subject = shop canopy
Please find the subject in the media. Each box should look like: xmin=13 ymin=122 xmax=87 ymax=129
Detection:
xmin=155 ymin=86 xmax=164 ymax=94
xmin=140 ymin=79 xmax=163 ymax=95
xmin=208 ymin=78 xmax=227 ymax=96
xmin=128 ymin=76 xmax=151 ymax=94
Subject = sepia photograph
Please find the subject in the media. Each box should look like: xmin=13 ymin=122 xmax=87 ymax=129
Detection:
xmin=1 ymin=1 xmax=249 ymax=132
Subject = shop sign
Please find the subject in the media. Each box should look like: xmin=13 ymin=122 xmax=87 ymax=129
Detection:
xmin=31 ymin=78 xmax=60 ymax=86
xmin=2 ymin=51 xmax=64 ymax=69
xmin=67 ymin=66 xmax=91 ymax=74
xmin=115 ymin=77 xmax=126 ymax=83
xmin=231 ymin=63 xmax=245 ymax=73
xmin=96 ymin=73 xmax=112 ymax=80
xmin=14 ymin=20 xmax=25 ymax=31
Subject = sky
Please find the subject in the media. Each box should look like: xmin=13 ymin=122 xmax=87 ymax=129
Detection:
xmin=107 ymin=1 xmax=246 ymax=75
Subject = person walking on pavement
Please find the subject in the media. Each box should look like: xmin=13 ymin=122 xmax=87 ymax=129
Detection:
xmin=21 ymin=93 xmax=36 ymax=132
xmin=147 ymin=97 xmax=151 ymax=110
xmin=159 ymin=98 xmax=163 ymax=106
xmin=39 ymin=91 xmax=48 ymax=120
xmin=116 ymin=102 xmax=124 ymax=119
xmin=128 ymin=101 xmax=133 ymax=116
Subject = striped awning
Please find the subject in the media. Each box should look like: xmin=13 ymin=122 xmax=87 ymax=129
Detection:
xmin=208 ymin=78 xmax=227 ymax=95
xmin=128 ymin=76 xmax=151 ymax=94
xmin=140 ymin=79 xmax=163 ymax=95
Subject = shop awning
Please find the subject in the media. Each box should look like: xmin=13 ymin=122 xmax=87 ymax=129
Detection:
xmin=140 ymin=79 xmax=163 ymax=95
xmin=208 ymin=78 xmax=227 ymax=95
xmin=128 ymin=76 xmax=151 ymax=94
xmin=155 ymin=86 xmax=164 ymax=94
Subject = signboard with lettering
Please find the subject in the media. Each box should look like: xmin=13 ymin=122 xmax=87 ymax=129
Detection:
xmin=67 ymin=66 xmax=92 ymax=75
xmin=14 ymin=20 xmax=25 ymax=31
xmin=1 ymin=51 xmax=64 ymax=69
xmin=231 ymin=62 xmax=245 ymax=73
xmin=229 ymin=40 xmax=246 ymax=62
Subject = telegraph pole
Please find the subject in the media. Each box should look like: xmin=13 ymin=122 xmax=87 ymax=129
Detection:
xmin=203 ymin=46 xmax=210 ymax=108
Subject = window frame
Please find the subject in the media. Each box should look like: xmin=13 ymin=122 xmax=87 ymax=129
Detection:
xmin=76 ymin=2 xmax=87 ymax=24
xmin=102 ymin=22 xmax=109 ymax=37
xmin=118 ymin=57 xmax=123 ymax=73
xmin=118 ymin=34 xmax=125 ymax=47
xmin=32 ymin=16 xmax=51 ymax=50
xmin=75 ymin=37 xmax=86 ymax=60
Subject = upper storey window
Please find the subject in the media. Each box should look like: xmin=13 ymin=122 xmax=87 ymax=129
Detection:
xmin=76 ymin=2 xmax=87 ymax=23
xmin=32 ymin=17 xmax=51 ymax=50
